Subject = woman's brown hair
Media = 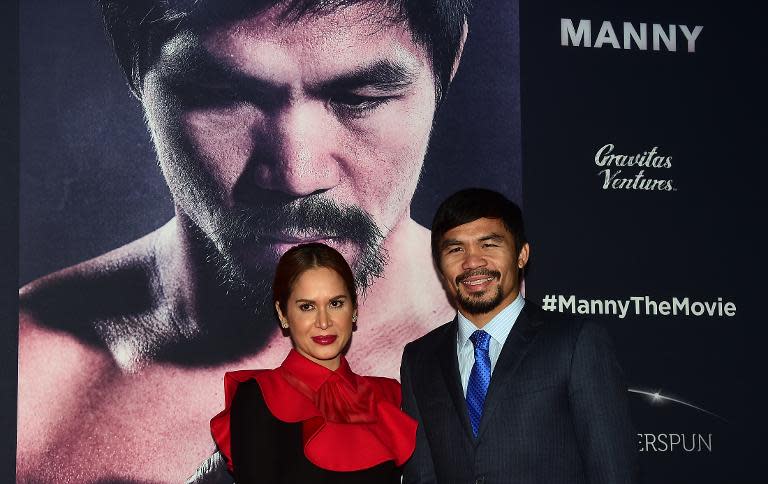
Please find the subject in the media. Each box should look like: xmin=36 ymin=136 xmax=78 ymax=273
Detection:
xmin=273 ymin=243 xmax=358 ymax=314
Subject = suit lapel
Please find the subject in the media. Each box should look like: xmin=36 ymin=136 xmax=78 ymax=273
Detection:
xmin=476 ymin=301 xmax=545 ymax=439
xmin=437 ymin=318 xmax=475 ymax=441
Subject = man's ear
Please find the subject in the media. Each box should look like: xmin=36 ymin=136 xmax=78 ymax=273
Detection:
xmin=450 ymin=18 xmax=469 ymax=82
xmin=517 ymin=243 xmax=530 ymax=269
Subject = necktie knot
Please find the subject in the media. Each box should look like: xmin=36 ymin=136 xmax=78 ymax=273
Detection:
xmin=469 ymin=330 xmax=491 ymax=352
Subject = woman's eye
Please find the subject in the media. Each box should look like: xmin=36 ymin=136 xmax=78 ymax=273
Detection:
xmin=330 ymin=300 xmax=344 ymax=308
xmin=299 ymin=303 xmax=314 ymax=311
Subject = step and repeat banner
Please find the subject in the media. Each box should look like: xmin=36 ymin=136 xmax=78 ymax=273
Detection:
xmin=14 ymin=0 xmax=756 ymax=482
xmin=520 ymin=1 xmax=756 ymax=483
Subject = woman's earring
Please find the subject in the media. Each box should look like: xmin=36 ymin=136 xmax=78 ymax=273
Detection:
xmin=281 ymin=321 xmax=289 ymax=329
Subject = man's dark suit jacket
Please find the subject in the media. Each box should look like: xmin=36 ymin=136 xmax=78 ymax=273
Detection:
xmin=400 ymin=301 xmax=637 ymax=484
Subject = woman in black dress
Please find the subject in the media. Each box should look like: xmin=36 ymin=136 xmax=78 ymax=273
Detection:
xmin=210 ymin=243 xmax=416 ymax=483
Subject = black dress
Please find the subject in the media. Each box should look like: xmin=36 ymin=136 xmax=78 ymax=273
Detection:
xmin=230 ymin=380 xmax=400 ymax=484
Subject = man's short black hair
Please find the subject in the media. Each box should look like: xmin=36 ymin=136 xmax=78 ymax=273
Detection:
xmin=431 ymin=188 xmax=527 ymax=269
xmin=98 ymin=0 xmax=472 ymax=103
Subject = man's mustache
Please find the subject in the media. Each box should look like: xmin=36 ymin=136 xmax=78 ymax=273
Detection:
xmin=207 ymin=193 xmax=388 ymax=294
xmin=219 ymin=196 xmax=379 ymax=245
xmin=456 ymin=268 xmax=501 ymax=286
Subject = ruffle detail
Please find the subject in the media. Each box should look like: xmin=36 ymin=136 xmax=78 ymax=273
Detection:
xmin=210 ymin=350 xmax=416 ymax=473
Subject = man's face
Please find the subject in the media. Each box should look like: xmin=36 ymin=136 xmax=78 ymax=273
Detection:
xmin=141 ymin=3 xmax=436 ymax=298
xmin=438 ymin=217 xmax=529 ymax=318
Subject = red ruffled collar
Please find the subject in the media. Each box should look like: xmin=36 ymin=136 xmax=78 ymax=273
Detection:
xmin=211 ymin=350 xmax=417 ymax=473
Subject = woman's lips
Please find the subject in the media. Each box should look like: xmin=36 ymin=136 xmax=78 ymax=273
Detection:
xmin=311 ymin=335 xmax=338 ymax=345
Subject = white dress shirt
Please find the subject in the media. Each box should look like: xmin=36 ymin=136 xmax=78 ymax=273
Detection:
xmin=457 ymin=293 xmax=525 ymax=395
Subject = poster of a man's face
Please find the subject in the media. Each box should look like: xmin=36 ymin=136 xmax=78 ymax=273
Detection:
xmin=144 ymin=2 xmax=438 ymax=302
xmin=18 ymin=0 xmax=521 ymax=481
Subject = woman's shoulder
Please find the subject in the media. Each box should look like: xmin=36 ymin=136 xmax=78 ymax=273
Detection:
xmin=224 ymin=368 xmax=272 ymax=383
xmin=221 ymin=369 xmax=275 ymax=401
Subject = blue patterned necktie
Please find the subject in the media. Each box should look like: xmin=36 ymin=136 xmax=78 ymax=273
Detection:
xmin=466 ymin=330 xmax=492 ymax=437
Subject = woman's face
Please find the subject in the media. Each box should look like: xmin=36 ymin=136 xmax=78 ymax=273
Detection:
xmin=276 ymin=267 xmax=356 ymax=370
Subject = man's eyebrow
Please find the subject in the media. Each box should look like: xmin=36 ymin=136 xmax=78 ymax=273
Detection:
xmin=163 ymin=50 xmax=415 ymax=99
xmin=440 ymin=238 xmax=463 ymax=249
xmin=317 ymin=59 xmax=417 ymax=93
xmin=478 ymin=233 xmax=506 ymax=243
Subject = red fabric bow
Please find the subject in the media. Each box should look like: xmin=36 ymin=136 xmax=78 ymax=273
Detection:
xmin=210 ymin=350 xmax=417 ymax=473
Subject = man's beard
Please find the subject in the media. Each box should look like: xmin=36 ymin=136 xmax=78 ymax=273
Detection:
xmin=196 ymin=195 xmax=388 ymax=310
xmin=455 ymin=269 xmax=504 ymax=315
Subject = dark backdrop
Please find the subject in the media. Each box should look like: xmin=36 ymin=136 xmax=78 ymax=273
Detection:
xmin=2 ymin=1 xmax=20 ymax=482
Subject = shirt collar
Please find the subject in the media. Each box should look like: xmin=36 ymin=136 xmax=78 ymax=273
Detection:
xmin=457 ymin=293 xmax=526 ymax=349
xmin=280 ymin=349 xmax=357 ymax=392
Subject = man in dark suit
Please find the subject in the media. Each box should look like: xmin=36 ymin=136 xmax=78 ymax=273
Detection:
xmin=400 ymin=188 xmax=637 ymax=484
